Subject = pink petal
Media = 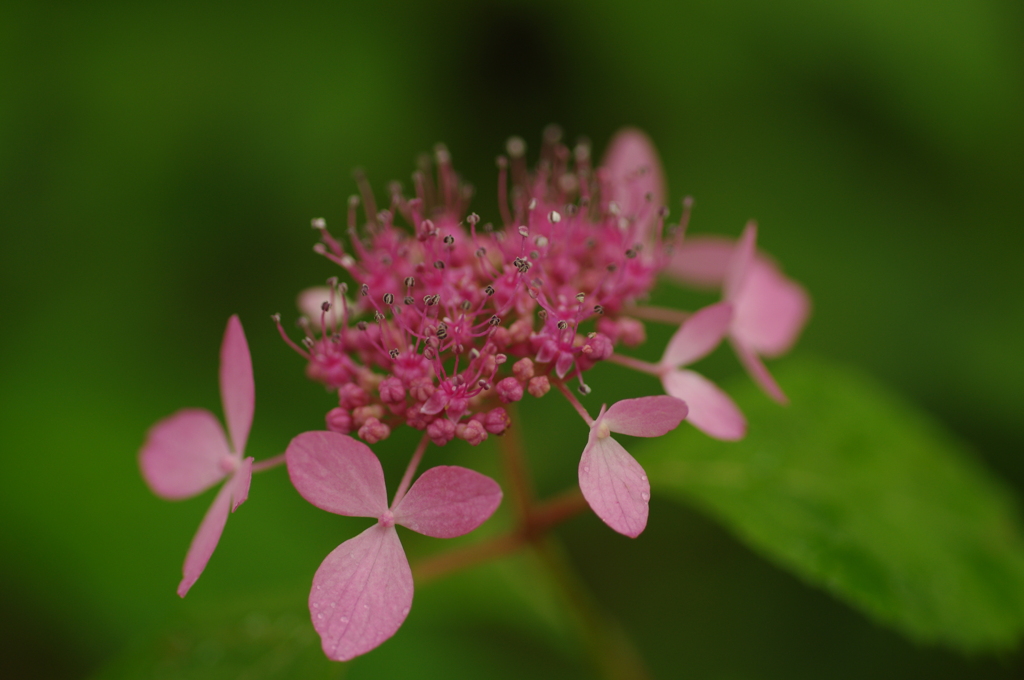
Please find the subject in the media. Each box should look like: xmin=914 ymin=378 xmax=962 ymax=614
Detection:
xmin=663 ymin=236 xmax=734 ymax=289
xmin=733 ymin=340 xmax=789 ymax=404
xmin=392 ymin=466 xmax=502 ymax=538
xmin=660 ymin=302 xmax=733 ymax=368
xmin=176 ymin=465 xmax=250 ymax=597
xmin=579 ymin=435 xmax=650 ymax=538
xmin=724 ymin=221 xmax=757 ymax=301
xmin=286 ymin=431 xmax=388 ymax=518
xmin=661 ymin=369 xmax=746 ymax=441
xmin=219 ymin=315 xmax=254 ymax=456
xmin=732 ymin=259 xmax=810 ymax=357
xmin=603 ymin=396 xmax=688 ymax=438
xmin=139 ymin=408 xmax=230 ymax=499
xmin=310 ymin=524 xmax=413 ymax=661
xmin=601 ymin=128 xmax=666 ymax=243
xmin=554 ymin=351 xmax=575 ymax=379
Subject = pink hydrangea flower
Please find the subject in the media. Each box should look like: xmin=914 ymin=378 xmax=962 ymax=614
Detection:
xmin=578 ymin=396 xmax=688 ymax=537
xmin=139 ymin=315 xmax=255 ymax=596
xmin=666 ymin=223 xmax=811 ymax=403
xmin=285 ymin=430 xmax=502 ymax=660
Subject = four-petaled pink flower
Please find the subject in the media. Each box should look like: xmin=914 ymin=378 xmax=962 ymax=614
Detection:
xmin=578 ymin=396 xmax=688 ymax=538
xmin=658 ymin=302 xmax=747 ymax=441
xmin=286 ymin=430 xmax=503 ymax=661
xmin=139 ymin=315 xmax=255 ymax=596
xmin=666 ymin=222 xmax=810 ymax=404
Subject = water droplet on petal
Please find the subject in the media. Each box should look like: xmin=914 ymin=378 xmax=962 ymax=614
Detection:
xmin=641 ymin=475 xmax=647 ymax=481
xmin=583 ymin=466 xmax=590 ymax=473
xmin=317 ymin=613 xmax=324 ymax=620
xmin=312 ymin=602 xmax=319 ymax=608
xmin=363 ymin=604 xmax=369 ymax=610
xmin=340 ymin=616 xmax=349 ymax=623
xmin=402 ymin=607 xmax=410 ymax=616
xmin=641 ymin=491 xmax=651 ymax=501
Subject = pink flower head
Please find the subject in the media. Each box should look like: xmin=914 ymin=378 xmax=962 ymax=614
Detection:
xmin=657 ymin=302 xmax=747 ymax=441
xmin=665 ymin=223 xmax=810 ymax=403
xmin=578 ymin=396 xmax=687 ymax=538
xmin=275 ymin=128 xmax=680 ymax=447
xmin=139 ymin=315 xmax=255 ymax=596
xmin=285 ymin=430 xmax=502 ymax=661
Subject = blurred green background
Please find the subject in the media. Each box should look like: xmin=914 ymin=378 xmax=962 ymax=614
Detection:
xmin=1 ymin=0 xmax=1022 ymax=677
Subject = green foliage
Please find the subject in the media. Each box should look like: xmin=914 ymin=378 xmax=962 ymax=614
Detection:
xmin=645 ymin=357 xmax=1024 ymax=651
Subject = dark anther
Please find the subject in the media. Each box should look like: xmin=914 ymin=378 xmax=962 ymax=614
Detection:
xmin=484 ymin=285 xmax=495 ymax=296
xmin=460 ymin=300 xmax=471 ymax=310
xmin=443 ymin=235 xmax=455 ymax=245
xmin=476 ymin=247 xmax=487 ymax=257
xmin=356 ymin=321 xmax=368 ymax=331
xmin=383 ymin=293 xmax=394 ymax=305
xmin=489 ymin=315 xmax=501 ymax=326
xmin=594 ymin=304 xmax=604 ymax=315
xmin=607 ymin=264 xmax=618 ymax=272
xmin=578 ymin=384 xmax=592 ymax=395
xmin=321 ymin=301 xmax=331 ymax=312
xmin=434 ymin=260 xmax=445 ymax=270
xmin=625 ymin=249 xmax=637 ymax=259
xmin=389 ymin=349 xmax=400 ymax=359
xmin=538 ymin=309 xmax=548 ymax=321
xmin=373 ymin=311 xmax=384 ymax=322
xmin=557 ymin=320 xmax=568 ymax=330
xmin=404 ymin=296 xmax=415 ymax=305
xmin=404 ymin=276 xmax=415 ymax=287
xmin=360 ymin=283 xmax=369 ymax=296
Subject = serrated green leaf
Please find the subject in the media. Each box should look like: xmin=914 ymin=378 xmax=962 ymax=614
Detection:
xmin=644 ymin=357 xmax=1024 ymax=651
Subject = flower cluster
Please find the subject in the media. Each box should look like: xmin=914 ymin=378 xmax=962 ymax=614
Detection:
xmin=139 ymin=127 xmax=809 ymax=662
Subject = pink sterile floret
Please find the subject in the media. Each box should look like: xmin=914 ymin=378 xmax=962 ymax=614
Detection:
xmin=665 ymin=223 xmax=810 ymax=404
xmin=578 ymin=396 xmax=687 ymax=538
xmin=657 ymin=302 xmax=747 ymax=441
xmin=285 ymin=430 xmax=502 ymax=661
xmin=139 ymin=314 xmax=255 ymax=597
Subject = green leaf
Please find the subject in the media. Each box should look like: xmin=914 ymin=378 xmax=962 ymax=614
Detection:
xmin=644 ymin=357 xmax=1024 ymax=651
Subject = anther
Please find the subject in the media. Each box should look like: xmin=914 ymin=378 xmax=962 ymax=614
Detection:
xmin=360 ymin=283 xmax=369 ymax=296
xmin=443 ymin=234 xmax=455 ymax=246
xmin=434 ymin=260 xmax=445 ymax=270
xmin=575 ymin=292 xmax=585 ymax=302
xmin=484 ymin=285 xmax=495 ymax=296
xmin=537 ymin=309 xmax=548 ymax=321
xmin=467 ymin=213 xmax=480 ymax=225
xmin=518 ymin=225 xmax=529 ymax=237
xmin=534 ymin=236 xmax=548 ymax=248
xmin=578 ymin=384 xmax=592 ymax=396
xmin=489 ymin=315 xmax=501 ymax=326
xmin=557 ymin=320 xmax=568 ymax=330
xmin=383 ymin=293 xmax=394 ymax=305
xmin=606 ymin=264 xmax=617 ymax=272
xmin=469 ymin=348 xmax=481 ymax=360
xmin=311 ymin=217 xmax=326 ymax=229
xmin=404 ymin=276 xmax=415 ymax=287
xmin=476 ymin=247 xmax=487 ymax=257
xmin=594 ymin=304 xmax=604 ymax=314
xmin=373 ymin=311 xmax=384 ymax=322
xmin=608 ymin=202 xmax=621 ymax=216
xmin=357 ymin=321 xmax=368 ymax=331
xmin=530 ymin=250 xmax=540 ymax=259
xmin=389 ymin=349 xmax=400 ymax=359
xmin=404 ymin=296 xmax=415 ymax=305
xmin=506 ymin=136 xmax=526 ymax=158
xmin=460 ymin=300 xmax=471 ymax=310
xmin=271 ymin=313 xmax=281 ymax=322
xmin=302 ymin=337 xmax=315 ymax=349
xmin=528 ymin=198 xmax=537 ymax=210
xmin=625 ymin=249 xmax=637 ymax=259
xmin=548 ymin=211 xmax=561 ymax=223
xmin=321 ymin=301 xmax=331 ymax=312
xmin=339 ymin=282 xmax=349 ymax=293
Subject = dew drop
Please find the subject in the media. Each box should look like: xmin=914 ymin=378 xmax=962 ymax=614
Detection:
xmin=402 ymin=607 xmax=411 ymax=616
xmin=340 ymin=616 xmax=349 ymax=623
xmin=317 ymin=613 xmax=324 ymax=620
xmin=312 ymin=602 xmax=319 ymax=608
xmin=583 ymin=466 xmax=590 ymax=473
xmin=641 ymin=491 xmax=651 ymax=501
xmin=363 ymin=604 xmax=370 ymax=610
xmin=641 ymin=475 xmax=647 ymax=481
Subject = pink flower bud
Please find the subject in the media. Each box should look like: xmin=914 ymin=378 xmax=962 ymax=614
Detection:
xmin=325 ymin=407 xmax=352 ymax=434
xmin=426 ymin=417 xmax=456 ymax=446
xmin=456 ymin=419 xmax=488 ymax=446
xmin=512 ymin=357 xmax=535 ymax=381
xmin=338 ymin=383 xmax=370 ymax=410
xmin=528 ymin=376 xmax=550 ymax=398
xmin=358 ymin=417 xmax=391 ymax=444
xmin=483 ymin=407 xmax=511 ymax=435
xmin=378 ymin=376 xmax=405 ymax=404
xmin=496 ymin=377 xmax=524 ymax=403
xmin=352 ymin=404 xmax=384 ymax=428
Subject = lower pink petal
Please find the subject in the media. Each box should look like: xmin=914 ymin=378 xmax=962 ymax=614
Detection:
xmin=286 ymin=431 xmax=389 ymax=518
xmin=664 ymin=236 xmax=734 ymax=290
xmin=661 ymin=301 xmax=733 ymax=368
xmin=310 ymin=525 xmax=413 ymax=661
xmin=177 ymin=476 xmax=233 ymax=597
xmin=140 ymin=408 xmax=230 ymax=500
xmin=661 ymin=369 xmax=747 ymax=441
xmin=579 ymin=436 xmax=650 ymax=538
xmin=393 ymin=466 xmax=502 ymax=538
xmin=725 ymin=221 xmax=758 ymax=301
xmin=733 ymin=341 xmax=789 ymax=404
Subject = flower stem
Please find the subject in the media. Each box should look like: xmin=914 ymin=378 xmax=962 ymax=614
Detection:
xmin=251 ymin=453 xmax=287 ymax=472
xmin=607 ymin=353 xmax=662 ymax=376
xmin=627 ymin=305 xmax=690 ymax=325
xmin=495 ymin=402 xmax=535 ymax=525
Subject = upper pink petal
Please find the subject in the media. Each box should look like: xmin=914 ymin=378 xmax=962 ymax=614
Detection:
xmin=392 ymin=466 xmax=502 ymax=538
xmin=286 ymin=431 xmax=388 ymax=518
xmin=601 ymin=128 xmax=666 ymax=243
xmin=579 ymin=435 xmax=650 ymax=538
xmin=660 ymin=301 xmax=733 ymax=368
xmin=733 ymin=340 xmax=789 ymax=404
xmin=219 ymin=315 xmax=254 ymax=456
xmin=663 ymin=236 xmax=734 ymax=290
xmin=724 ymin=221 xmax=758 ymax=301
xmin=603 ymin=396 xmax=688 ymax=438
xmin=661 ymin=369 xmax=746 ymax=441
xmin=176 ymin=465 xmax=250 ymax=597
xmin=310 ymin=524 xmax=413 ymax=661
xmin=732 ymin=259 xmax=810 ymax=357
xmin=139 ymin=408 xmax=230 ymax=500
